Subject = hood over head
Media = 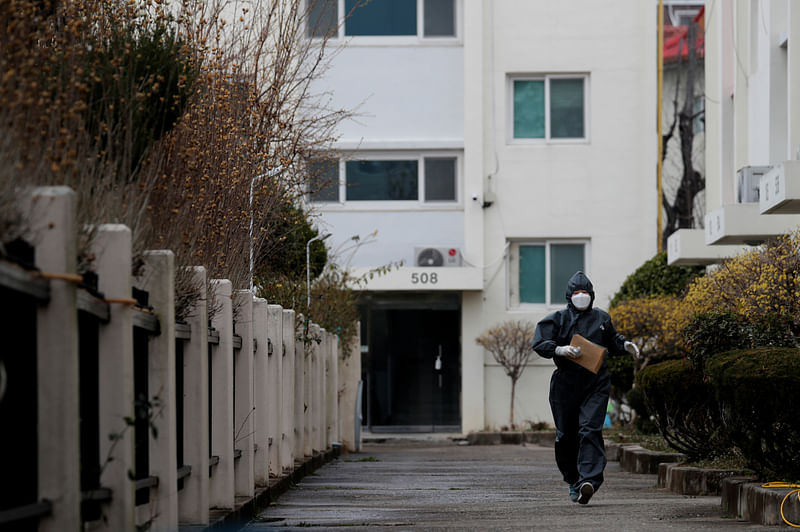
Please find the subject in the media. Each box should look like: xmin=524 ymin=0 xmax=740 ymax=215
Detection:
xmin=566 ymin=271 xmax=595 ymax=310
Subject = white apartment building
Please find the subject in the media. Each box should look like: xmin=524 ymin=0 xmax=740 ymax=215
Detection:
xmin=308 ymin=0 xmax=657 ymax=434
xmin=668 ymin=0 xmax=800 ymax=266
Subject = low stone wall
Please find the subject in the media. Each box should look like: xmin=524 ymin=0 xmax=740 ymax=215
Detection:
xmin=658 ymin=463 xmax=750 ymax=496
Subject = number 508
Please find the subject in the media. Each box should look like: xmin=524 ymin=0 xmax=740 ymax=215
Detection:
xmin=411 ymin=272 xmax=438 ymax=284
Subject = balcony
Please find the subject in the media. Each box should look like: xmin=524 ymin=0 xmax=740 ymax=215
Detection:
xmin=704 ymin=203 xmax=800 ymax=245
xmin=666 ymin=229 xmax=747 ymax=266
xmin=759 ymin=161 xmax=800 ymax=214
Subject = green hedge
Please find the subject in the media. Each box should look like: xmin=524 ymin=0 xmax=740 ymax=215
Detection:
xmin=706 ymin=348 xmax=800 ymax=480
xmin=635 ymin=359 xmax=726 ymax=461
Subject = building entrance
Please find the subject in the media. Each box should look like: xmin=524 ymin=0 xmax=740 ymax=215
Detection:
xmin=361 ymin=294 xmax=461 ymax=432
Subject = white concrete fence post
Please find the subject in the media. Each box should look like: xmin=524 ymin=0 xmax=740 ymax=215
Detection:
xmin=290 ymin=312 xmax=304 ymax=466
xmin=338 ymin=332 xmax=362 ymax=452
xmin=137 ymin=250 xmax=178 ymax=532
xmin=209 ymin=280 xmax=234 ymax=510
xmin=233 ymin=291 xmax=255 ymax=498
xmin=93 ymin=224 xmax=135 ymax=532
xmin=28 ymin=187 xmax=81 ymax=532
xmin=138 ymin=251 xmax=179 ymax=531
xmin=266 ymin=305 xmax=284 ymax=478
xmin=179 ymin=267 xmax=209 ymax=525
xmin=252 ymin=298 xmax=269 ymax=486
xmin=281 ymin=310 xmax=297 ymax=473
xmin=312 ymin=324 xmax=323 ymax=454
xmin=301 ymin=320 xmax=312 ymax=459
xmin=327 ymin=332 xmax=339 ymax=447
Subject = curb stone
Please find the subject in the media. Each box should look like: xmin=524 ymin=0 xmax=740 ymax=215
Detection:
xmin=605 ymin=441 xmax=640 ymax=462
xmin=722 ymin=477 xmax=800 ymax=527
xmin=618 ymin=445 xmax=686 ymax=474
xmin=657 ymin=463 xmax=750 ymax=495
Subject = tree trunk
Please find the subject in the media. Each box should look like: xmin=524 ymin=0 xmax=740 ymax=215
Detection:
xmin=509 ymin=377 xmax=516 ymax=427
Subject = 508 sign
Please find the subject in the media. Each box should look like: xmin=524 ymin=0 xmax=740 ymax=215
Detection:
xmin=411 ymin=272 xmax=438 ymax=285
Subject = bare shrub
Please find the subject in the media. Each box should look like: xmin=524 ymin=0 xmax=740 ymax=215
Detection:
xmin=476 ymin=321 xmax=536 ymax=427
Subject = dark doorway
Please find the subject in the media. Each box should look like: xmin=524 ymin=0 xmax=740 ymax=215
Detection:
xmin=361 ymin=294 xmax=460 ymax=432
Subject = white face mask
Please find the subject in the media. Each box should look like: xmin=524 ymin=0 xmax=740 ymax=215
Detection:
xmin=571 ymin=292 xmax=591 ymax=310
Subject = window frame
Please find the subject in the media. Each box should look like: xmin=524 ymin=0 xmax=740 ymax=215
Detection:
xmin=507 ymin=239 xmax=591 ymax=310
xmin=305 ymin=0 xmax=461 ymax=44
xmin=306 ymin=151 xmax=463 ymax=210
xmin=507 ymin=74 xmax=590 ymax=144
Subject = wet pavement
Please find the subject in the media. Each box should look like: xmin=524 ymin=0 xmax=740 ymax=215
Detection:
xmin=245 ymin=439 xmax=773 ymax=531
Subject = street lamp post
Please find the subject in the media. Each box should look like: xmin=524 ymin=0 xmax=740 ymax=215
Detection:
xmin=249 ymin=166 xmax=283 ymax=292
xmin=306 ymin=232 xmax=331 ymax=309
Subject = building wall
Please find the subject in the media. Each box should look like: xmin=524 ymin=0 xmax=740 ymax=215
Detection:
xmin=705 ymin=0 xmax=799 ymax=214
xmin=312 ymin=0 xmax=657 ymax=433
xmin=475 ymin=0 xmax=657 ymax=428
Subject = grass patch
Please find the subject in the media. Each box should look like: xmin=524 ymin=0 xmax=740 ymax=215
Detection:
xmin=685 ymin=451 xmax=751 ymax=472
xmin=603 ymin=426 xmax=676 ymax=453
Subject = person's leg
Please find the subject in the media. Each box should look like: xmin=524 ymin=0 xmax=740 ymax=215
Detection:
xmin=576 ymin=370 xmax=611 ymax=493
xmin=549 ymin=370 xmax=580 ymax=486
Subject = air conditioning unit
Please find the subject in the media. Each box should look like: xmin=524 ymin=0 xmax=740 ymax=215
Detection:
xmin=414 ymin=247 xmax=462 ymax=267
xmin=736 ymin=166 xmax=771 ymax=203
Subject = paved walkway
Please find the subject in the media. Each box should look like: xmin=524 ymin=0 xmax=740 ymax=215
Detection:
xmin=245 ymin=439 xmax=773 ymax=531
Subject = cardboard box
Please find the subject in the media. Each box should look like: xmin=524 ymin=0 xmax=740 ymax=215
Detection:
xmin=568 ymin=334 xmax=607 ymax=374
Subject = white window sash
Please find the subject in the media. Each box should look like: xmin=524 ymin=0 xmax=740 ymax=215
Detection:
xmin=508 ymin=239 xmax=590 ymax=309
xmin=307 ymin=0 xmax=460 ymax=43
xmin=509 ymin=74 xmax=589 ymax=144
xmin=310 ymin=152 xmax=462 ymax=209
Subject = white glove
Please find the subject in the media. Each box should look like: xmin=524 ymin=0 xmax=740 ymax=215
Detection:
xmin=555 ymin=345 xmax=582 ymax=359
xmin=624 ymin=341 xmax=640 ymax=358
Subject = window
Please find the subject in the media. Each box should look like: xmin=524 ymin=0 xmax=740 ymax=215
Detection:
xmin=307 ymin=0 xmax=338 ymax=38
xmin=346 ymin=160 xmax=418 ymax=201
xmin=307 ymin=158 xmax=340 ymax=202
xmin=511 ymin=75 xmax=588 ymax=141
xmin=509 ymin=241 xmax=588 ymax=307
xmin=424 ymin=157 xmax=457 ymax=201
xmin=307 ymin=154 xmax=459 ymax=205
xmin=306 ymin=0 xmax=456 ymax=39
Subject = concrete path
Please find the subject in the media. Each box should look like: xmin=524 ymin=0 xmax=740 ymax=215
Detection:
xmin=246 ymin=439 xmax=774 ymax=531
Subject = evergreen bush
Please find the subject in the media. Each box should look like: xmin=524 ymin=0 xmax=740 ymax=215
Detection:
xmin=706 ymin=348 xmax=800 ymax=480
xmin=683 ymin=311 xmax=749 ymax=372
xmin=609 ymin=252 xmax=704 ymax=308
xmin=635 ymin=359 xmax=726 ymax=461
xmin=684 ymin=311 xmax=797 ymax=372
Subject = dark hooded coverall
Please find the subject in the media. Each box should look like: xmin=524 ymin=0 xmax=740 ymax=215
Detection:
xmin=532 ymin=271 xmax=628 ymax=492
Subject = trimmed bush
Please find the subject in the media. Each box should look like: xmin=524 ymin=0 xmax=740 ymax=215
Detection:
xmin=706 ymin=348 xmax=800 ymax=480
xmin=684 ymin=311 xmax=797 ymax=373
xmin=636 ymin=359 xmax=726 ymax=461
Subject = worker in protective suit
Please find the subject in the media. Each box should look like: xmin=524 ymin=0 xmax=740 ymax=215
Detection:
xmin=532 ymin=271 xmax=640 ymax=505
